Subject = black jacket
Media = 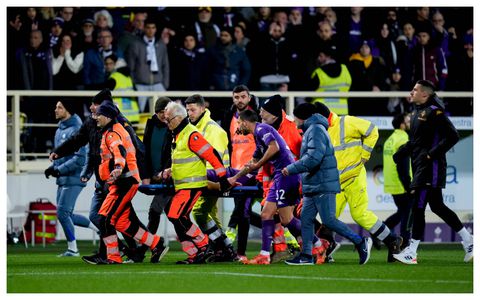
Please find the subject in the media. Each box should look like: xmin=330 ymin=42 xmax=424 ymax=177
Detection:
xmin=143 ymin=114 xmax=172 ymax=179
xmin=394 ymin=98 xmax=459 ymax=188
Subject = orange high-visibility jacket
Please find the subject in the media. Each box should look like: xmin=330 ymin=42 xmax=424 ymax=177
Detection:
xmin=99 ymin=122 xmax=140 ymax=183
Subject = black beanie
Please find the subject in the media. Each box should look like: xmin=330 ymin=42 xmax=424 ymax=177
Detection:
xmin=92 ymin=88 xmax=112 ymax=105
xmin=261 ymin=94 xmax=283 ymax=117
xmin=314 ymin=102 xmax=331 ymax=119
xmin=293 ymin=103 xmax=316 ymax=120
xmin=97 ymin=100 xmax=118 ymax=119
xmin=59 ymin=99 xmax=77 ymax=115
xmin=155 ymin=96 xmax=172 ymax=113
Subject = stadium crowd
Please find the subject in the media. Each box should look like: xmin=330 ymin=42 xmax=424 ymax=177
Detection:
xmin=8 ymin=6 xmax=474 ymax=265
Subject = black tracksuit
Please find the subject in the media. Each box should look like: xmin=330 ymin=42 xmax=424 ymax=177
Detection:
xmin=394 ymin=97 xmax=463 ymax=241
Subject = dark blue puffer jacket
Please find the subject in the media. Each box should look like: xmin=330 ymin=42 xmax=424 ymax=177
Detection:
xmin=285 ymin=114 xmax=340 ymax=195
xmin=52 ymin=114 xmax=87 ymax=187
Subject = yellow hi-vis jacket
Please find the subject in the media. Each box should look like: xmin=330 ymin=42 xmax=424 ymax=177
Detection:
xmin=383 ymin=129 xmax=411 ymax=194
xmin=311 ymin=64 xmax=352 ymax=115
xmin=328 ymin=112 xmax=378 ymax=184
xmin=110 ymin=72 xmax=140 ymax=123
xmin=193 ymin=109 xmax=230 ymax=169
xmin=171 ymin=123 xmax=207 ymax=190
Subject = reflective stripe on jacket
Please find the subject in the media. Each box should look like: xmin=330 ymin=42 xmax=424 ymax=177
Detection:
xmin=328 ymin=113 xmax=378 ymax=184
xmin=110 ymin=72 xmax=140 ymax=123
xmin=99 ymin=122 xmax=140 ymax=183
xmin=194 ymin=109 xmax=230 ymax=168
xmin=172 ymin=123 xmax=208 ymax=189
xmin=312 ymin=64 xmax=351 ymax=115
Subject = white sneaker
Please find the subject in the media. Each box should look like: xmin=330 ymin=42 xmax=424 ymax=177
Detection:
xmin=392 ymin=247 xmax=417 ymax=265
xmin=462 ymin=239 xmax=473 ymax=263
xmin=57 ymin=249 xmax=80 ymax=257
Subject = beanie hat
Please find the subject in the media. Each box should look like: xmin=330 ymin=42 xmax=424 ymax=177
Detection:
xmin=97 ymin=100 xmax=118 ymax=119
xmin=92 ymin=88 xmax=112 ymax=105
xmin=261 ymin=94 xmax=283 ymax=117
xmin=59 ymin=99 xmax=76 ymax=115
xmin=313 ymin=102 xmax=331 ymax=119
xmin=155 ymin=96 xmax=172 ymax=113
xmin=293 ymin=103 xmax=315 ymax=120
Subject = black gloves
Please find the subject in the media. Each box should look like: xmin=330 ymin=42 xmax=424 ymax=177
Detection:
xmin=219 ymin=177 xmax=232 ymax=192
xmin=44 ymin=166 xmax=60 ymax=179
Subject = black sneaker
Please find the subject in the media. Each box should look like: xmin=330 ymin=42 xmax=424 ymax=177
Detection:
xmin=96 ymin=258 xmax=122 ymax=265
xmin=356 ymin=237 xmax=373 ymax=265
xmin=372 ymin=236 xmax=383 ymax=250
xmin=192 ymin=245 xmax=213 ymax=264
xmin=82 ymin=253 xmax=105 ymax=265
xmin=208 ymin=245 xmax=238 ymax=262
xmin=150 ymin=237 xmax=169 ymax=263
xmin=325 ymin=240 xmax=341 ymax=263
xmin=387 ymin=236 xmax=403 ymax=263
xmin=176 ymin=256 xmax=196 ymax=264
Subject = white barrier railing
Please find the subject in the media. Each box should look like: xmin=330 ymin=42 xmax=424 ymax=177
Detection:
xmin=6 ymin=90 xmax=473 ymax=174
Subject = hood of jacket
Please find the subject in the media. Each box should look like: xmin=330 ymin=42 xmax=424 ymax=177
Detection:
xmin=303 ymin=113 xmax=329 ymax=132
xmin=58 ymin=114 xmax=82 ymax=130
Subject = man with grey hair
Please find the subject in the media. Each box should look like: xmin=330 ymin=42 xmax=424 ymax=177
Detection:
xmin=160 ymin=101 xmax=233 ymax=264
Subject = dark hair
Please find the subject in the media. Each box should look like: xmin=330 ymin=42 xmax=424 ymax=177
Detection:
xmin=232 ymin=84 xmax=250 ymax=95
xmin=391 ymin=113 xmax=407 ymax=129
xmin=239 ymin=109 xmax=258 ymax=123
xmin=144 ymin=18 xmax=156 ymax=26
xmin=185 ymin=94 xmax=205 ymax=106
xmin=416 ymin=80 xmax=436 ymax=98
xmin=104 ymin=53 xmax=118 ymax=62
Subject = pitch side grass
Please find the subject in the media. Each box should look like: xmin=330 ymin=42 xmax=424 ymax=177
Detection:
xmin=7 ymin=241 xmax=473 ymax=293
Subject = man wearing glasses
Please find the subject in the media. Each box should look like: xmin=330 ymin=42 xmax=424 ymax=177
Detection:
xmin=160 ymin=102 xmax=233 ymax=264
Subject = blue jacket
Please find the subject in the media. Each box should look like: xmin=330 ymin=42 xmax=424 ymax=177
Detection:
xmin=286 ymin=114 xmax=340 ymax=195
xmin=52 ymin=114 xmax=87 ymax=187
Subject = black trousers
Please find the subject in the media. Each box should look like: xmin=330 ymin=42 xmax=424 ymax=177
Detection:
xmin=410 ymin=187 xmax=463 ymax=241
xmin=384 ymin=193 xmax=415 ymax=242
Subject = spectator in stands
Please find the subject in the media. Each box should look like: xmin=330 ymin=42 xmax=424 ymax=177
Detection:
xmin=83 ymin=28 xmax=123 ymax=90
xmin=249 ymin=7 xmax=272 ymax=42
xmin=412 ymin=7 xmax=432 ymax=35
xmin=272 ymin=9 xmax=289 ymax=29
xmin=126 ymin=18 xmax=170 ymax=112
xmin=59 ymin=7 xmax=79 ymax=38
xmin=208 ymin=26 xmax=251 ymax=91
xmin=214 ymin=7 xmax=245 ymax=28
xmin=192 ymin=7 xmax=220 ymax=52
xmin=15 ymin=29 xmax=52 ymax=90
xmin=308 ymin=45 xmax=352 ymax=115
xmin=20 ymin=8 xmax=45 ymax=46
xmin=348 ymin=40 xmax=388 ymax=115
xmin=372 ymin=22 xmax=399 ymax=73
xmin=396 ymin=21 xmax=418 ymax=90
xmin=7 ymin=9 xmax=24 ymax=89
xmin=117 ymin=11 xmax=147 ymax=54
xmin=324 ymin=8 xmax=338 ymax=35
xmin=348 ymin=40 xmax=387 ymax=92
xmin=48 ymin=17 xmax=64 ymax=49
xmin=249 ymin=21 xmax=292 ymax=91
xmin=386 ymin=8 xmax=401 ymax=41
xmin=39 ymin=7 xmax=55 ymax=23
xmin=77 ymin=18 xmax=96 ymax=52
xmin=234 ymin=23 xmax=250 ymax=51
xmin=338 ymin=7 xmax=367 ymax=60
xmin=431 ymin=10 xmax=461 ymax=67
xmin=308 ymin=21 xmax=341 ymax=70
xmin=45 ymin=99 xmax=97 ymax=257
xmin=386 ymin=67 xmax=410 ymax=114
xmin=413 ymin=27 xmax=448 ymax=91
xmin=169 ymin=32 xmax=209 ymax=91
xmin=446 ymin=30 xmax=473 ymax=92
xmin=103 ymin=54 xmax=139 ymax=124
xmin=93 ymin=9 xmax=114 ymax=35
xmin=286 ymin=7 xmax=310 ymax=90
xmin=52 ymin=33 xmax=84 ymax=90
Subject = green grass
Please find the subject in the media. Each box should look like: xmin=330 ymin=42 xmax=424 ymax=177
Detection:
xmin=7 ymin=241 xmax=473 ymax=293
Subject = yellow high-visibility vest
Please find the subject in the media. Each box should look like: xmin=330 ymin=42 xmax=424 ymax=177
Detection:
xmin=383 ymin=129 xmax=411 ymax=194
xmin=110 ymin=72 xmax=140 ymax=123
xmin=312 ymin=64 xmax=352 ymax=115
xmin=172 ymin=123 xmax=207 ymax=190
